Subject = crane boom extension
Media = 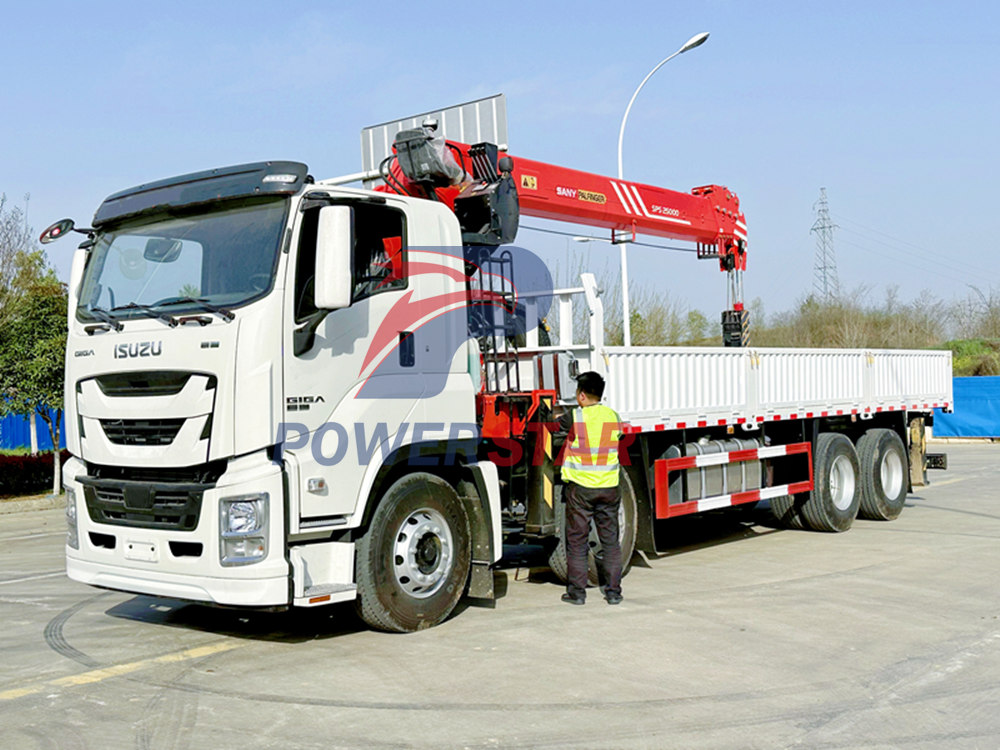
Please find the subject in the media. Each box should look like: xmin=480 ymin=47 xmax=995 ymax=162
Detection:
xmin=508 ymin=154 xmax=747 ymax=266
xmin=459 ymin=143 xmax=750 ymax=328
xmin=448 ymin=141 xmax=748 ymax=292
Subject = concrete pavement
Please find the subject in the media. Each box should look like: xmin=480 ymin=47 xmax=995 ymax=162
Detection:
xmin=0 ymin=443 xmax=997 ymax=749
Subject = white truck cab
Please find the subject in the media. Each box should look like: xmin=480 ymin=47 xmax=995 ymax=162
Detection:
xmin=60 ymin=162 xmax=499 ymax=627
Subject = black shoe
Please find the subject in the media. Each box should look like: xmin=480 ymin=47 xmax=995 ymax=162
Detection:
xmin=605 ymin=592 xmax=623 ymax=605
xmin=561 ymin=593 xmax=585 ymax=605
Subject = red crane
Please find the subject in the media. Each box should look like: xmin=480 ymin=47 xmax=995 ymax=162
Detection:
xmin=377 ymin=136 xmax=750 ymax=340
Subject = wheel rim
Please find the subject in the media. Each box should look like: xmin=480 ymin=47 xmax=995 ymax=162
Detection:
xmin=829 ymin=454 xmax=856 ymax=511
xmin=880 ymin=449 xmax=904 ymax=499
xmin=392 ymin=508 xmax=453 ymax=599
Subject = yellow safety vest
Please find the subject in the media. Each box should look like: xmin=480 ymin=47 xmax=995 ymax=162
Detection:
xmin=562 ymin=404 xmax=622 ymax=489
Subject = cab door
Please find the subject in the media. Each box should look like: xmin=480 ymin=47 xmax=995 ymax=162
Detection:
xmin=282 ymin=201 xmax=422 ymax=519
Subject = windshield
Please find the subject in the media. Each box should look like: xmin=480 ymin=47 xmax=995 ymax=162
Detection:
xmin=77 ymin=198 xmax=288 ymax=321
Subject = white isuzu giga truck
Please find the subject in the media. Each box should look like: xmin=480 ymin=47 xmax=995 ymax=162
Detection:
xmin=47 ymin=152 xmax=951 ymax=632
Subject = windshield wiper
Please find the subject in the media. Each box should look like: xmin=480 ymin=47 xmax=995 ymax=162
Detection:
xmin=85 ymin=306 xmax=124 ymax=332
xmin=112 ymin=302 xmax=178 ymax=327
xmin=157 ymin=296 xmax=235 ymax=322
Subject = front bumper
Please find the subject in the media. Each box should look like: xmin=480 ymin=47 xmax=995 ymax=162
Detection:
xmin=64 ymin=452 xmax=291 ymax=608
xmin=65 ymin=556 xmax=290 ymax=607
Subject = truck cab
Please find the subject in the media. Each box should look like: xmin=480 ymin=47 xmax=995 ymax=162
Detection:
xmin=62 ymin=161 xmax=497 ymax=627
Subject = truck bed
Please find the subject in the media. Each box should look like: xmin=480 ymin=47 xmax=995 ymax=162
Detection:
xmin=601 ymin=346 xmax=953 ymax=430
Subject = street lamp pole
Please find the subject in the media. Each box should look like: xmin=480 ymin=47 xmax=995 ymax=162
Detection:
xmin=615 ymin=31 xmax=709 ymax=347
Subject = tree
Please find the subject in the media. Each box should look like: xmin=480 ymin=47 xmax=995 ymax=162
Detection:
xmin=0 ymin=265 xmax=67 ymax=495
xmin=683 ymin=309 xmax=713 ymax=344
xmin=0 ymin=195 xmax=45 ymax=328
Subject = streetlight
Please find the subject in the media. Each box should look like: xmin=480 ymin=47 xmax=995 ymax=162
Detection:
xmin=615 ymin=31 xmax=709 ymax=346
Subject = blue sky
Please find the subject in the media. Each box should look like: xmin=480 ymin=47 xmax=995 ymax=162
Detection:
xmin=3 ymin=0 xmax=997 ymax=320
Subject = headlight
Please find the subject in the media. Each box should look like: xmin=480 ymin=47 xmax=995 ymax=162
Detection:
xmin=66 ymin=488 xmax=79 ymax=550
xmin=220 ymin=493 xmax=268 ymax=566
xmin=224 ymin=500 xmax=263 ymax=534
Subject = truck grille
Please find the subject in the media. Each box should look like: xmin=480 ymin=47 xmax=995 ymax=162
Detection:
xmin=94 ymin=371 xmax=201 ymax=397
xmin=100 ymin=418 xmax=185 ymax=446
xmin=80 ymin=478 xmax=207 ymax=531
xmin=94 ymin=486 xmax=126 ymax=504
xmin=79 ymin=461 xmax=226 ymax=532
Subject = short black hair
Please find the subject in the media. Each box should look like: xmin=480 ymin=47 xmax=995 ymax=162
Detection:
xmin=575 ymin=371 xmax=605 ymax=399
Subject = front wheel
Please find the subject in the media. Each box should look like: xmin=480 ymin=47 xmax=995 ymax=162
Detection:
xmin=355 ymin=473 xmax=471 ymax=632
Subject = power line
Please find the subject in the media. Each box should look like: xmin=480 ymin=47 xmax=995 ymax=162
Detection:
xmin=833 ymin=214 xmax=985 ymax=280
xmin=835 ymin=235 xmax=979 ymax=289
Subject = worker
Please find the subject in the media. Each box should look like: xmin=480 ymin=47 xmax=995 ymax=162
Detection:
xmin=558 ymin=371 xmax=623 ymax=605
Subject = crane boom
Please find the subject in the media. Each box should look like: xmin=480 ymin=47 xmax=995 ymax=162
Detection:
xmin=376 ymin=135 xmax=751 ymax=339
xmin=508 ymin=154 xmax=747 ymax=264
xmin=464 ymin=144 xmax=750 ymax=327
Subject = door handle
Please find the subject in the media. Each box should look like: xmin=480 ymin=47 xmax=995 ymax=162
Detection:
xmin=399 ymin=331 xmax=415 ymax=367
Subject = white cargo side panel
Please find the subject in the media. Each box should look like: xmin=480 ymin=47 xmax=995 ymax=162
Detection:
xmin=604 ymin=347 xmax=748 ymax=422
xmin=754 ymin=348 xmax=866 ymax=415
xmin=601 ymin=345 xmax=952 ymax=428
xmin=870 ymin=349 xmax=953 ymax=408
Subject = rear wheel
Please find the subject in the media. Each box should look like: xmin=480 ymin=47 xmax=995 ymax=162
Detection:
xmin=549 ymin=470 xmax=638 ymax=586
xmin=771 ymin=433 xmax=860 ymax=532
xmin=857 ymin=429 xmax=908 ymax=520
xmin=355 ymin=473 xmax=471 ymax=632
xmin=770 ymin=494 xmax=807 ymax=529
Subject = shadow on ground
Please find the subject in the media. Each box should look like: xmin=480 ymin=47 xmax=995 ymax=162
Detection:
xmin=105 ymin=503 xmax=790 ymax=639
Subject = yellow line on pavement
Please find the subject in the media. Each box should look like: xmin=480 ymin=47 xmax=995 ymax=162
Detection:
xmin=0 ymin=641 xmax=241 ymax=701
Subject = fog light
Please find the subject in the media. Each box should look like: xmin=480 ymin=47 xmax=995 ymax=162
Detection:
xmin=222 ymin=537 xmax=266 ymax=561
xmin=66 ymin=488 xmax=79 ymax=550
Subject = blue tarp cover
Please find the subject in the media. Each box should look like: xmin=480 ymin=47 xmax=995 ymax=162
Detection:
xmin=934 ymin=376 xmax=1000 ymax=437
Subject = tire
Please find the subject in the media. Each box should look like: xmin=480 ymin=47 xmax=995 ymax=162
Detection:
xmin=355 ymin=473 xmax=471 ymax=632
xmin=804 ymin=433 xmax=861 ymax=532
xmin=770 ymin=434 xmax=860 ymax=532
xmin=549 ymin=470 xmax=638 ymax=586
xmin=857 ymin=429 xmax=908 ymax=520
xmin=770 ymin=494 xmax=807 ymax=529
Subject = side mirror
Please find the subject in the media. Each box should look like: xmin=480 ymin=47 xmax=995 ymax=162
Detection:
xmin=40 ymin=219 xmax=75 ymax=244
xmin=314 ymin=205 xmax=353 ymax=310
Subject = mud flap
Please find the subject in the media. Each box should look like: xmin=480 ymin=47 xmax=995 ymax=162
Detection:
xmin=909 ymin=417 xmax=928 ymax=488
xmin=468 ymin=562 xmax=495 ymax=599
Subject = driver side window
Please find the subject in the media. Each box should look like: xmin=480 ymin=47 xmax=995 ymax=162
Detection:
xmin=293 ymin=203 xmax=406 ymax=324
xmin=352 ymin=204 xmax=405 ymax=302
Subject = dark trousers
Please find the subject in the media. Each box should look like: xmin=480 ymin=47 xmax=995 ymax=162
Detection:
xmin=565 ymin=482 xmax=622 ymax=599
